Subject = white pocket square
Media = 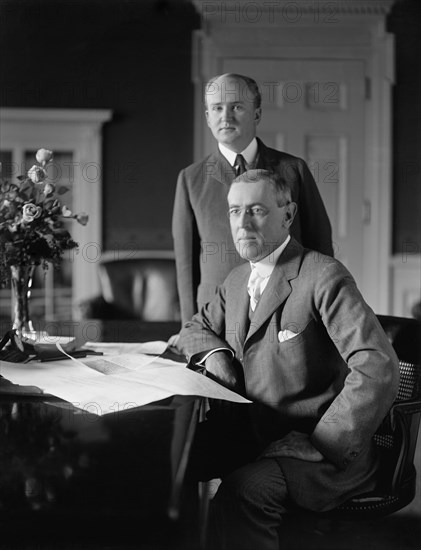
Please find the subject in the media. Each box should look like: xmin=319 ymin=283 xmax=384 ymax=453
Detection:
xmin=278 ymin=329 xmax=300 ymax=343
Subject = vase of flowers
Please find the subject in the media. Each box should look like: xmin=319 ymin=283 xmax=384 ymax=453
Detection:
xmin=0 ymin=148 xmax=88 ymax=341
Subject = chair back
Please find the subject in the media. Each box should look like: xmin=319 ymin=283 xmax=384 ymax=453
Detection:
xmin=98 ymin=252 xmax=180 ymax=322
xmin=328 ymin=315 xmax=421 ymax=517
xmin=374 ymin=361 xmax=421 ymax=489
xmin=377 ymin=314 xmax=421 ymax=365
xmin=370 ymin=316 xmax=421 ymax=501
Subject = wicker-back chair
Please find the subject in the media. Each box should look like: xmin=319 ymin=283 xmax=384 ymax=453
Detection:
xmin=328 ymin=360 xmax=421 ymax=518
xmin=324 ymin=315 xmax=421 ymax=518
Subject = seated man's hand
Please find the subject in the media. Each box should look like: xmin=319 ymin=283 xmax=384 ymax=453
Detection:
xmin=167 ymin=332 xmax=181 ymax=353
xmin=259 ymin=431 xmax=324 ymax=462
xmin=167 ymin=333 xmax=180 ymax=347
xmin=205 ymin=351 xmax=241 ymax=393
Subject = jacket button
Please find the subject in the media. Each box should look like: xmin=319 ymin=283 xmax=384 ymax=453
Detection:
xmin=350 ymin=451 xmax=359 ymax=458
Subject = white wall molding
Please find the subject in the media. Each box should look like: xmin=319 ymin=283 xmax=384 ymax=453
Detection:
xmin=390 ymin=254 xmax=421 ymax=317
xmin=194 ymin=0 xmax=395 ymax=19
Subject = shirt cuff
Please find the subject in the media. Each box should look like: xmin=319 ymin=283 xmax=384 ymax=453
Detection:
xmin=195 ymin=347 xmax=235 ymax=366
xmin=186 ymin=347 xmax=234 ymax=373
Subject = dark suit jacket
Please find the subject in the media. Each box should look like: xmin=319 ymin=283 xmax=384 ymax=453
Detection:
xmin=172 ymin=139 xmax=333 ymax=323
xmin=178 ymin=238 xmax=399 ymax=511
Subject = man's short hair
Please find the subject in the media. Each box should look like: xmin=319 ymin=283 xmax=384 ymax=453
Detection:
xmin=204 ymin=73 xmax=262 ymax=109
xmin=231 ymin=169 xmax=292 ymax=206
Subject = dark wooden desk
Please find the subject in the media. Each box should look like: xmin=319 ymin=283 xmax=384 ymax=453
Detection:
xmin=0 ymin=320 xmax=202 ymax=549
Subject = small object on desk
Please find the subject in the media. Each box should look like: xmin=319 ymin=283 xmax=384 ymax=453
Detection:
xmin=0 ymin=329 xmax=102 ymax=363
xmin=0 ymin=330 xmax=34 ymax=362
xmin=0 ymin=347 xmax=35 ymax=363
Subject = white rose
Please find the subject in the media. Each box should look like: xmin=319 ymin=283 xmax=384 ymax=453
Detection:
xmin=28 ymin=165 xmax=46 ymax=184
xmin=22 ymin=203 xmax=42 ymax=223
xmin=35 ymin=149 xmax=53 ymax=165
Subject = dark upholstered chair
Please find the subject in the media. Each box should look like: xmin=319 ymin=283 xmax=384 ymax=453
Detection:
xmin=79 ymin=252 xmax=181 ymax=322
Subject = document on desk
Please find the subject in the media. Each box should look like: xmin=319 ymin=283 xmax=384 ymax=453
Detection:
xmin=0 ymin=343 xmax=250 ymax=415
xmin=82 ymin=340 xmax=169 ymax=356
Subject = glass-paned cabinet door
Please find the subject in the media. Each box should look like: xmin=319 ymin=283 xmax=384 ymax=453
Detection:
xmin=0 ymin=108 xmax=111 ymax=324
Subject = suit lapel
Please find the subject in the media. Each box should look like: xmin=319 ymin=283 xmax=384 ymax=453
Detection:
xmin=245 ymin=239 xmax=303 ymax=342
xmin=255 ymin=138 xmax=278 ymax=171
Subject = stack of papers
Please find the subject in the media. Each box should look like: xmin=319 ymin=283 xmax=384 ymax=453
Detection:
xmin=0 ymin=341 xmax=250 ymax=415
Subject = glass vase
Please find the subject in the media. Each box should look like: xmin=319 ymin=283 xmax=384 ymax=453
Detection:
xmin=10 ymin=264 xmax=36 ymax=341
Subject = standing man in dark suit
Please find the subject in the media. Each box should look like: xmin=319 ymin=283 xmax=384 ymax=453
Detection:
xmin=177 ymin=170 xmax=399 ymax=550
xmin=172 ymin=73 xmax=333 ymax=324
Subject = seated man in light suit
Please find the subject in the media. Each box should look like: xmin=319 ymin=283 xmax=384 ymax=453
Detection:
xmin=177 ymin=169 xmax=400 ymax=550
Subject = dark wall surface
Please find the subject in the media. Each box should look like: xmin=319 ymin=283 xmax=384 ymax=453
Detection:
xmin=0 ymin=0 xmax=200 ymax=250
xmin=1 ymin=0 xmax=420 ymax=254
xmin=388 ymin=0 xmax=421 ymax=255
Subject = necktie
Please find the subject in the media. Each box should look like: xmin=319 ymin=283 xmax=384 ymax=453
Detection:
xmin=234 ymin=154 xmax=247 ymax=176
xmin=248 ymin=266 xmax=265 ymax=311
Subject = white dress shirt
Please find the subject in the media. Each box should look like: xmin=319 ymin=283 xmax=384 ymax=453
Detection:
xmin=248 ymin=235 xmax=291 ymax=309
xmin=218 ymin=138 xmax=258 ymax=169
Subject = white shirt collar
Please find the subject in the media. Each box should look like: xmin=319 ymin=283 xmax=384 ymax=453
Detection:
xmin=218 ymin=138 xmax=258 ymax=167
xmin=250 ymin=235 xmax=291 ymax=279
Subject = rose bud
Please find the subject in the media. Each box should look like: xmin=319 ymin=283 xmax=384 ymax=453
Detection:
xmin=75 ymin=212 xmax=89 ymax=226
xmin=44 ymin=182 xmax=56 ymax=195
xmin=35 ymin=148 xmax=53 ymax=165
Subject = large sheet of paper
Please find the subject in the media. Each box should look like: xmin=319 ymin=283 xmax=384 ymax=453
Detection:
xmin=83 ymin=340 xmax=168 ymax=356
xmin=0 ymin=341 xmax=250 ymax=415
